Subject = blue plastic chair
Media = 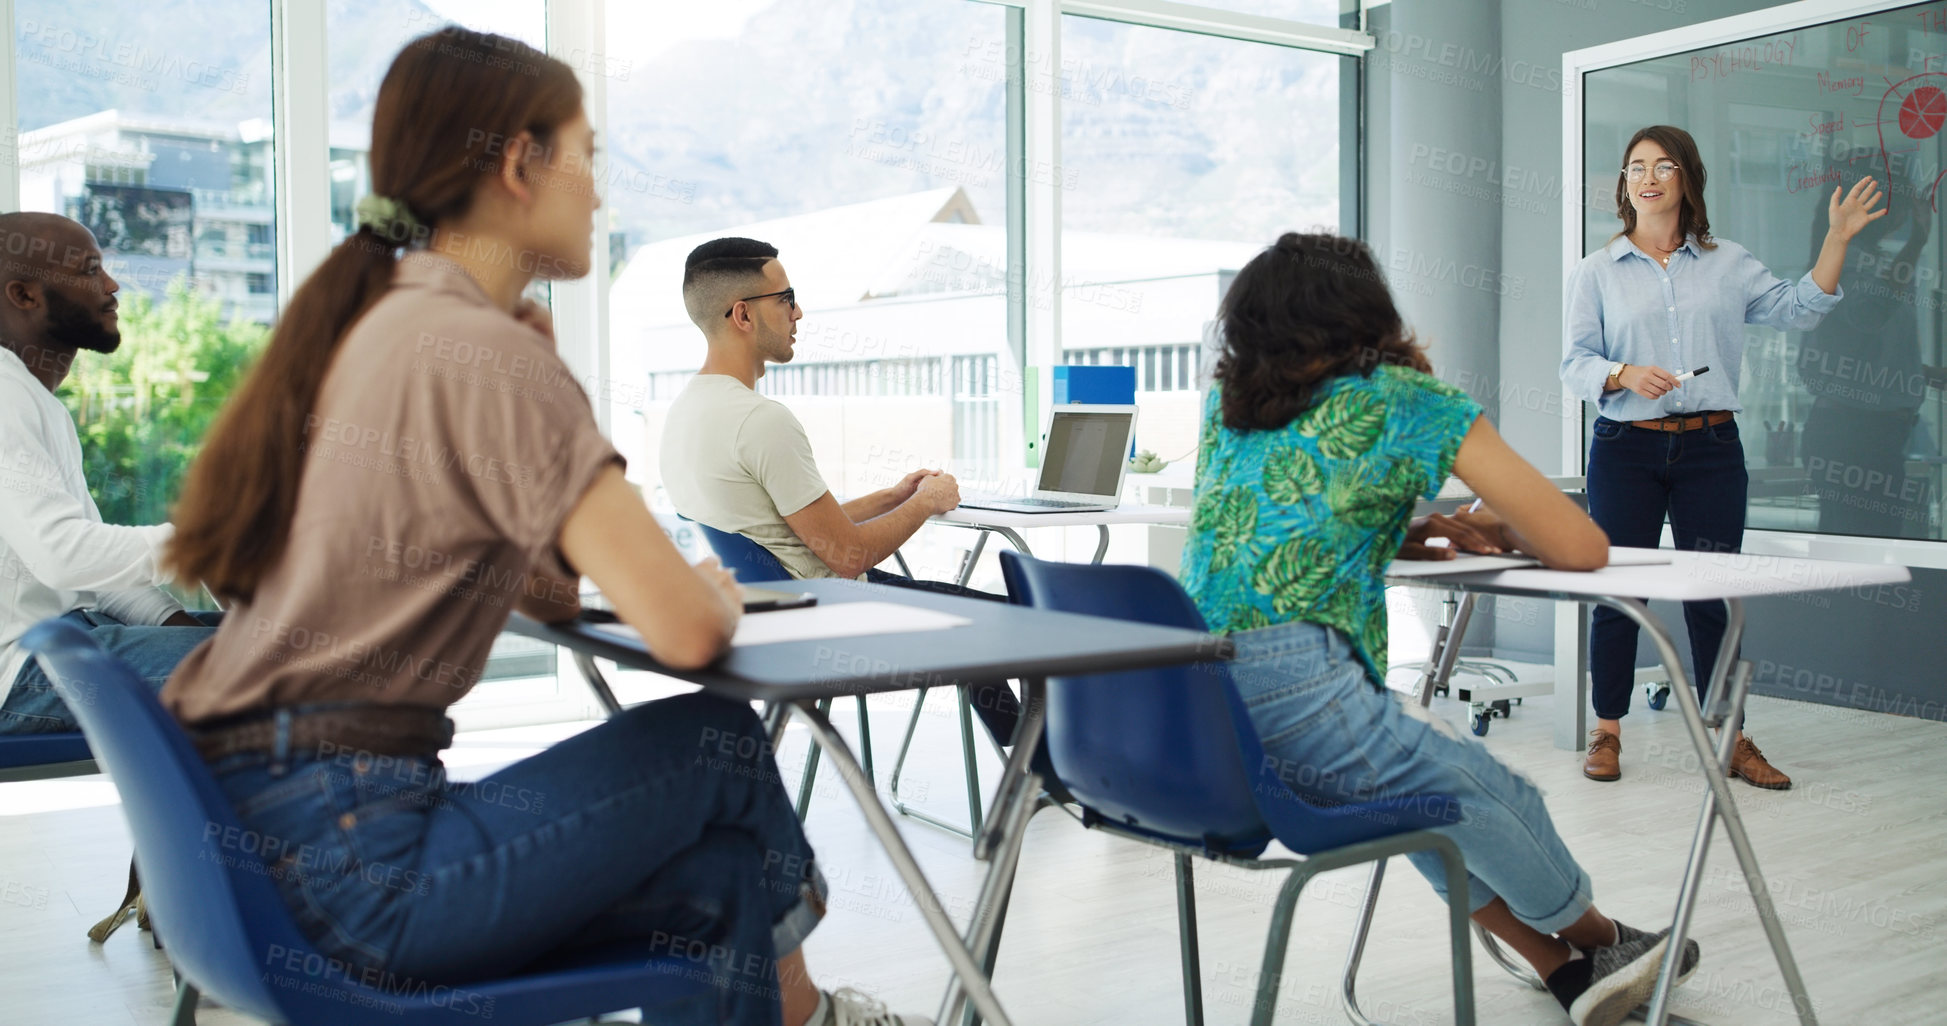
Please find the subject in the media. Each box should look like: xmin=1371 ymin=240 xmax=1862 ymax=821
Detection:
xmin=991 ymin=553 xmax=1475 ymax=1026
xmin=0 ymin=732 xmax=95 ymax=782
xmin=20 ymin=618 xmax=710 ymax=1026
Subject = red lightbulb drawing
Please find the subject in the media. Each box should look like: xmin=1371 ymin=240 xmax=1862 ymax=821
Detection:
xmin=1898 ymin=84 xmax=1947 ymax=139
xmin=1878 ymin=72 xmax=1947 ymax=208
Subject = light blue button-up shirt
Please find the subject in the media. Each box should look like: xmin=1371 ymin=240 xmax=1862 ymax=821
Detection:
xmin=1561 ymin=234 xmax=1842 ymax=420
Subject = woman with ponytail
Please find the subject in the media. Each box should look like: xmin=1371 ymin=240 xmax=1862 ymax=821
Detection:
xmin=161 ymin=28 xmax=926 ymax=1026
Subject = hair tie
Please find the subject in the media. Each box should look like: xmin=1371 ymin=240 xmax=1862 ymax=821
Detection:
xmin=353 ymin=194 xmax=424 ymax=242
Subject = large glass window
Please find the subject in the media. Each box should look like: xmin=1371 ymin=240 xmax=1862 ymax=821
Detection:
xmin=1583 ymin=3 xmax=1947 ymax=542
xmin=1059 ymin=15 xmax=1346 ymax=464
xmin=14 ymin=0 xmax=277 ymax=546
xmin=604 ymin=0 xmax=1010 ymax=503
xmin=325 ymin=1 xmax=547 ymax=243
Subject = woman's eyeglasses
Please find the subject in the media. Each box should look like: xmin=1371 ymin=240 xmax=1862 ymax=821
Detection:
xmin=724 ymin=288 xmax=797 ymax=318
xmin=1623 ymin=162 xmax=1680 ymax=183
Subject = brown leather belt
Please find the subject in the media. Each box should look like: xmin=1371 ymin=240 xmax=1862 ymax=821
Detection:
xmin=1627 ymin=410 xmax=1733 ymax=433
xmin=189 ymin=705 xmax=453 ymax=763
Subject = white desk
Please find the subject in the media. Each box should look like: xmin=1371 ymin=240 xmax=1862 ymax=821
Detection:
xmin=1385 ymin=549 xmax=1909 ymax=1026
xmin=929 ymin=503 xmax=1192 ymax=585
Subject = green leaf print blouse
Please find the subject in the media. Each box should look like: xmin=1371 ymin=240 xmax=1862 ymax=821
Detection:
xmin=1181 ymin=366 xmax=1482 ymax=687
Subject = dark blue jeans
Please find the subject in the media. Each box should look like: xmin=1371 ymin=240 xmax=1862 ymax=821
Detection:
xmin=1 ymin=609 xmax=219 ymax=734
xmin=1586 ymin=416 xmax=1747 ymax=724
xmin=211 ymin=694 xmax=824 ymax=1026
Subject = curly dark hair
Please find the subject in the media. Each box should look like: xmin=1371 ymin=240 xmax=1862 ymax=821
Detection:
xmin=1215 ymin=232 xmax=1430 ymax=432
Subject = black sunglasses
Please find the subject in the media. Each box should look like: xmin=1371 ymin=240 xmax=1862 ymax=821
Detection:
xmin=724 ymin=287 xmax=797 ymax=318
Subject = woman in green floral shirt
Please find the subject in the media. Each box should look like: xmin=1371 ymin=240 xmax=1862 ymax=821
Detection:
xmin=1183 ymin=233 xmax=1695 ymax=1026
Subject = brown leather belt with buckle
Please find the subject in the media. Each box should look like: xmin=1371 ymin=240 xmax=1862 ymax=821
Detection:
xmin=188 ymin=705 xmax=453 ymax=763
xmin=1627 ymin=410 xmax=1733 ymax=433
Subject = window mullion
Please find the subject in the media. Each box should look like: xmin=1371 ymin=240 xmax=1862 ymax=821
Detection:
xmin=271 ymin=0 xmax=332 ymax=313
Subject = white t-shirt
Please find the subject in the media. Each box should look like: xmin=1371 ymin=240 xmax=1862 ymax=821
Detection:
xmin=659 ymin=374 xmax=837 ymax=579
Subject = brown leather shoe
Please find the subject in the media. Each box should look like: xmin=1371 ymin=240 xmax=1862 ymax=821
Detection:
xmin=1730 ymin=736 xmax=1792 ymax=789
xmin=1583 ymin=729 xmax=1621 ymax=781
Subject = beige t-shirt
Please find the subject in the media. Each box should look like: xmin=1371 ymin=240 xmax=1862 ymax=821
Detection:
xmin=659 ymin=374 xmax=836 ymax=579
xmin=163 ymin=253 xmax=621 ymax=725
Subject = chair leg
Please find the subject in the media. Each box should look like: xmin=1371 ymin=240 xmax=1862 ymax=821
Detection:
xmin=854 ymin=695 xmax=875 ymax=787
xmin=170 ymin=980 xmax=199 ymax=1026
xmin=1475 ymin=922 xmax=1546 ymax=990
xmin=794 ymin=696 xmax=835 ymax=821
xmin=957 ymin=686 xmax=984 ymax=839
xmin=1249 ymin=870 xmax=1311 ymax=1026
xmin=1175 ymin=854 xmax=1205 ymax=1026
xmin=888 ymin=685 xmax=985 ymax=841
xmin=1436 ymin=841 xmax=1477 ymax=1026
xmin=1340 ymin=859 xmax=1390 ymax=1026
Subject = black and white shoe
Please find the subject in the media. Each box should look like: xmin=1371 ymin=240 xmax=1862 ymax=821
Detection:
xmin=1545 ymin=926 xmax=1672 ymax=1026
xmin=1614 ymin=920 xmax=1700 ymax=988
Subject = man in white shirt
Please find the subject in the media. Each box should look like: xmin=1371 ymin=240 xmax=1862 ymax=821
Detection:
xmin=660 ymin=237 xmax=963 ymax=580
xmin=661 ymin=238 xmax=1018 ymax=738
xmin=0 ymin=212 xmax=216 ymax=734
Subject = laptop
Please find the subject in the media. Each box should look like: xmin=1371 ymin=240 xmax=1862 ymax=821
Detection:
xmin=959 ymin=404 xmax=1140 ymax=513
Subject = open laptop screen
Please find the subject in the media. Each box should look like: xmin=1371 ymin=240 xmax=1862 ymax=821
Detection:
xmin=1037 ymin=409 xmax=1134 ymax=497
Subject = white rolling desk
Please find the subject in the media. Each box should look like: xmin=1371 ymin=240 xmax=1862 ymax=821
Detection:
xmin=929 ymin=503 xmax=1192 ymax=585
xmin=1384 ymin=549 xmax=1909 ymax=1026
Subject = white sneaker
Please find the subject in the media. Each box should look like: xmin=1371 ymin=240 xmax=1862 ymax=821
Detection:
xmin=816 ymin=987 xmax=934 ymax=1026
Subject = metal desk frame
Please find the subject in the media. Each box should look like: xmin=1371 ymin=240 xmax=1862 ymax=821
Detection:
xmin=511 ymin=581 xmax=1227 ymax=1026
xmin=1384 ymin=570 xmax=1816 ymax=1026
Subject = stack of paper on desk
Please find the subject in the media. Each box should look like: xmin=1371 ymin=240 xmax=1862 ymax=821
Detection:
xmin=590 ymin=602 xmax=973 ymax=649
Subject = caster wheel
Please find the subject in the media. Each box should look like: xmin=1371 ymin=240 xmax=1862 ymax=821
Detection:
xmin=1470 ymin=714 xmax=1490 ymax=736
xmin=1491 ymin=699 xmax=1512 ymax=719
xmin=1646 ymin=683 xmax=1670 ymax=711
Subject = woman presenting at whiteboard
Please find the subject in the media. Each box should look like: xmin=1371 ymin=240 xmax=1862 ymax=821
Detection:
xmin=1560 ymin=124 xmax=1883 ymax=788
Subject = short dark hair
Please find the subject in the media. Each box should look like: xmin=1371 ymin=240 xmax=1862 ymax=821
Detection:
xmin=682 ymin=237 xmax=778 ymax=327
xmin=1214 ymin=232 xmax=1430 ymax=432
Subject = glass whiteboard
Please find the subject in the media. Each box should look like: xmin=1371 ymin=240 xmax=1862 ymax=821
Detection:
xmin=1583 ymin=2 xmax=1947 ymax=542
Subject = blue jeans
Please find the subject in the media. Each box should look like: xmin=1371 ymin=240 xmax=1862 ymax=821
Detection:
xmin=1229 ymin=621 xmax=1593 ymax=933
xmin=1586 ymin=416 xmax=1747 ymax=724
xmin=1 ymin=609 xmax=220 ymax=734
xmin=211 ymin=693 xmax=825 ymax=1026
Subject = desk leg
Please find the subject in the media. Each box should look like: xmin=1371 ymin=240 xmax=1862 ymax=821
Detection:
xmin=956 ymin=531 xmax=991 ymax=589
xmin=571 ymin=651 xmax=624 ymax=718
xmin=1599 ymin=597 xmax=1816 ymax=1026
xmin=1552 ymin=602 xmax=1589 ymax=751
xmin=793 ymin=702 xmax=1017 ymax=1026
xmin=939 ymin=679 xmax=1048 ymax=1026
xmin=1089 ymin=523 xmax=1110 ymax=565
xmin=988 ymin=526 xmax=1033 ymax=560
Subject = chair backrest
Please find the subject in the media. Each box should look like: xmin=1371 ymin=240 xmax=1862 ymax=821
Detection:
xmin=999 ymin=552 xmax=1271 ymax=854
xmin=1001 ymin=553 xmax=1462 ymax=855
xmin=20 ymin=619 xmax=321 ymax=1022
xmin=691 ymin=521 xmax=794 ymax=583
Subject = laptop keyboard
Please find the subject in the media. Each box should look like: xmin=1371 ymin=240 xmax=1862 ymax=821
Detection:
xmin=1007 ymin=497 xmax=1096 ymax=508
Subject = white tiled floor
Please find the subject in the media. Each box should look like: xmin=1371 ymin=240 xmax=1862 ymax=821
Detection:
xmin=3 ymin=683 xmax=1942 ymax=1025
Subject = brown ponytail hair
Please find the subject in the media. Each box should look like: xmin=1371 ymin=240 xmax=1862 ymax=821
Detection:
xmin=1612 ymin=124 xmax=1716 ymax=250
xmin=166 ymin=28 xmax=583 ymax=601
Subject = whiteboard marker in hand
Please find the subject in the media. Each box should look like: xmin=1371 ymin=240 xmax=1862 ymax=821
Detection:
xmin=1673 ymin=365 xmax=1711 ymax=384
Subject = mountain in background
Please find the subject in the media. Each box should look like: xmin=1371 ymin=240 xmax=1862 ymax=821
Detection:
xmin=15 ymin=0 xmax=1338 ymax=253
